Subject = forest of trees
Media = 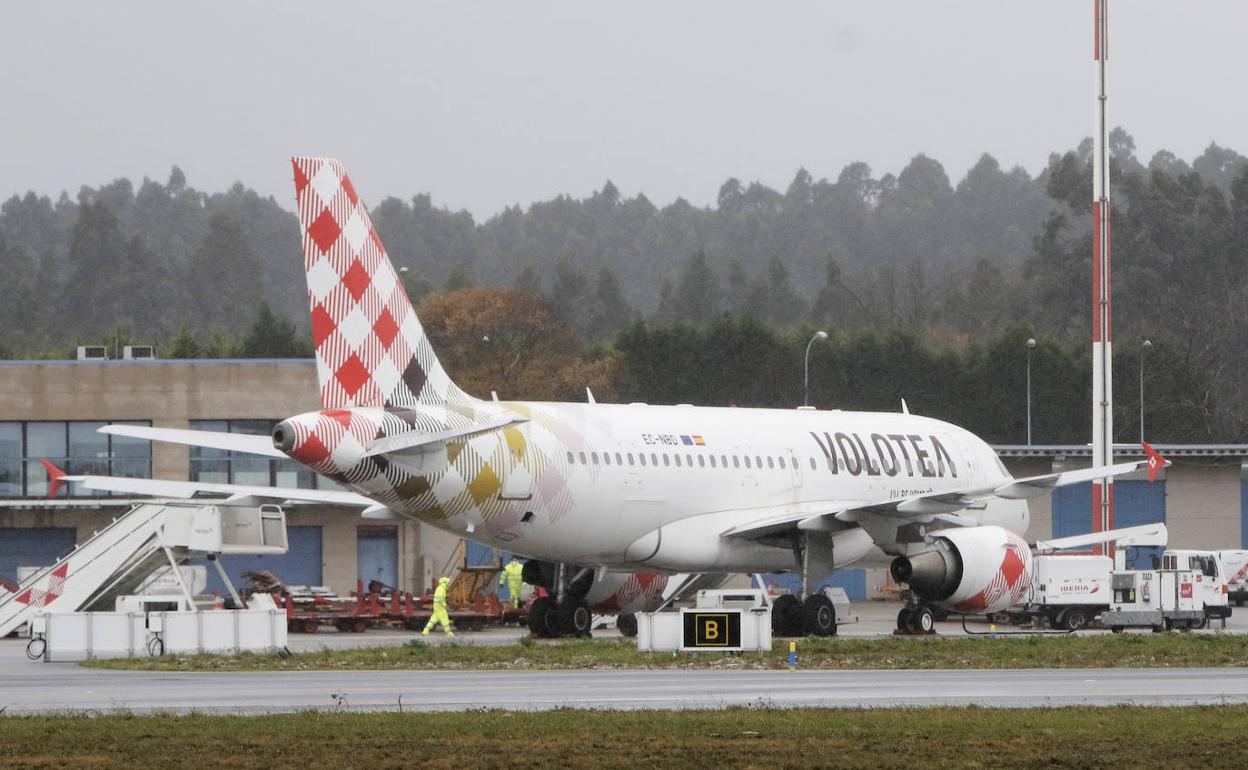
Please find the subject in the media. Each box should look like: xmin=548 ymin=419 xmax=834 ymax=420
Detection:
xmin=1 ymin=130 xmax=1246 ymax=442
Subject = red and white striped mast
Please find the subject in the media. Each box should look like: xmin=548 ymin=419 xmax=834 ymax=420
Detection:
xmin=1091 ymin=0 xmax=1114 ymax=555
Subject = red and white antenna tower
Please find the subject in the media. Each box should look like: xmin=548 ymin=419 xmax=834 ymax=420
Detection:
xmin=1091 ymin=0 xmax=1114 ymax=553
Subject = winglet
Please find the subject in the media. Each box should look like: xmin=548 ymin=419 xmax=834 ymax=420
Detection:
xmin=41 ymin=459 xmax=66 ymax=497
xmin=1142 ymin=442 xmax=1166 ymax=482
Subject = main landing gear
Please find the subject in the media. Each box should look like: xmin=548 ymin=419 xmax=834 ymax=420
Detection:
xmin=895 ymin=604 xmax=936 ymax=635
xmin=770 ymin=592 xmax=838 ymax=637
xmin=523 ymin=561 xmax=593 ymax=639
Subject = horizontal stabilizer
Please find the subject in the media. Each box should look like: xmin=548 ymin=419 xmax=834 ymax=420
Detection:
xmin=993 ymin=458 xmax=1164 ymax=499
xmin=1035 ymin=523 xmax=1168 ymax=552
xmin=62 ymin=474 xmax=373 ymax=507
xmin=99 ymin=425 xmax=286 ymax=458
xmin=363 ymin=416 xmax=528 ymax=457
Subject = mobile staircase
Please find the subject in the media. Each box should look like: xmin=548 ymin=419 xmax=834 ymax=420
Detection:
xmin=0 ymin=501 xmax=288 ymax=637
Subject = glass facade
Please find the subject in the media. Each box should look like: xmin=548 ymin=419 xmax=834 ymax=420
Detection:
xmin=0 ymin=421 xmax=152 ymax=497
xmin=189 ymin=420 xmax=321 ymax=489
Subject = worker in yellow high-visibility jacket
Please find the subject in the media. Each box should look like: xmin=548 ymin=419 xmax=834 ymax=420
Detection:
xmin=423 ymin=576 xmax=454 ymax=637
xmin=499 ymin=558 xmax=525 ymax=609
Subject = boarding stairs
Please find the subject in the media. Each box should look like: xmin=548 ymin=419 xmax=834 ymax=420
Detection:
xmin=0 ymin=501 xmax=288 ymax=638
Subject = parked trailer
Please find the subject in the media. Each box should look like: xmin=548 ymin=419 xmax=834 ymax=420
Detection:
xmin=1008 ymin=555 xmax=1112 ymax=631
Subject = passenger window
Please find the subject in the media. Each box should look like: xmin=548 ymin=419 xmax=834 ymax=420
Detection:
xmin=777 ymin=457 xmax=785 ymax=469
xmin=767 ymin=457 xmax=775 ymax=469
xmin=567 ymin=451 xmax=575 ymax=464
xmin=698 ymin=456 xmax=705 ymax=468
xmin=639 ymin=454 xmax=646 ymax=466
xmin=603 ymin=453 xmax=610 ymax=466
xmin=662 ymin=454 xmax=670 ymax=467
xmin=579 ymin=451 xmax=587 ymax=464
xmin=615 ymin=452 xmax=623 ymax=465
xmin=651 ymin=453 xmax=658 ymax=466
xmin=710 ymin=456 xmax=717 ymax=468
xmin=720 ymin=455 xmax=728 ymax=467
xmin=733 ymin=456 xmax=740 ymax=469
xmin=673 ymin=455 xmax=682 ymax=467
xmin=744 ymin=456 xmax=751 ymax=469
xmin=591 ymin=452 xmax=599 ymax=464
xmin=755 ymin=455 xmax=762 ymax=467
xmin=809 ymin=457 xmax=816 ymax=470
xmin=627 ymin=453 xmax=634 ymax=465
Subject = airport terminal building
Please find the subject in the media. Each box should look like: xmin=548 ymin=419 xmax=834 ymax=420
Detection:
xmin=2 ymin=358 xmax=1247 ymax=600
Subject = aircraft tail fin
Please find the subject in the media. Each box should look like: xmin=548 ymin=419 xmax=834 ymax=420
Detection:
xmin=291 ymin=156 xmax=469 ymax=409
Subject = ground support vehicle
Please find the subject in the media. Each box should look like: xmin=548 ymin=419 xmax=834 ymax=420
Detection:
xmin=1216 ymin=550 xmax=1248 ymax=606
xmin=1006 ymin=555 xmax=1111 ymax=631
xmin=1161 ymin=549 xmax=1231 ymax=623
xmin=1101 ymin=566 xmax=1224 ymax=632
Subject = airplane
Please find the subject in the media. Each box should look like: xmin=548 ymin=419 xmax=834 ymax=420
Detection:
xmin=63 ymin=156 xmax=1166 ymax=638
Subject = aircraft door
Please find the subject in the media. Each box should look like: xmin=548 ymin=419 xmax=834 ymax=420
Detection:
xmin=498 ymin=425 xmax=534 ymax=500
xmin=786 ymin=448 xmax=803 ymax=488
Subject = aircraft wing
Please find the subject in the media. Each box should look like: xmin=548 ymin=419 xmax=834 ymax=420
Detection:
xmin=59 ymin=474 xmax=374 ymax=507
xmin=723 ymin=453 xmax=1166 ymax=541
xmin=100 ymin=425 xmax=287 ymax=458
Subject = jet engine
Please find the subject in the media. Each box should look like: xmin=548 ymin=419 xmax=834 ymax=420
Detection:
xmin=889 ymin=526 xmax=1033 ymax=613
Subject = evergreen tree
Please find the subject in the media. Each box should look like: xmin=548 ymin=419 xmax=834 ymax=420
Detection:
xmin=585 ymin=265 xmax=634 ymax=343
xmin=672 ymin=250 xmax=721 ymax=325
xmin=240 ymin=303 xmax=307 ymax=358
xmin=550 ymin=258 xmax=590 ymax=331
xmin=513 ymin=263 xmax=544 ymax=296
xmin=165 ymin=325 xmax=202 ymax=358
xmin=185 ymin=212 xmax=261 ymax=332
xmin=442 ymin=264 xmax=474 ymax=292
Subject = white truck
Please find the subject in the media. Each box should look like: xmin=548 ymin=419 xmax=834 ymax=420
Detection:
xmin=1009 ymin=554 xmax=1112 ymax=631
xmin=1215 ymin=550 xmax=1248 ymax=607
xmin=1101 ymin=551 xmax=1231 ymax=632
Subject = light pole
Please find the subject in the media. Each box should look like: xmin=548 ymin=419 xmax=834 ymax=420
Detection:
xmin=1139 ymin=339 xmax=1152 ymax=444
xmin=1026 ymin=338 xmax=1037 ymax=445
xmin=803 ymin=331 xmax=828 ymax=408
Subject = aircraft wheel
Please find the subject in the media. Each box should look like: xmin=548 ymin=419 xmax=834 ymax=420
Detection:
xmin=617 ymin=613 xmax=638 ymax=638
xmin=802 ymin=594 xmax=837 ymax=636
xmin=528 ymin=596 xmax=561 ymax=638
xmin=771 ymin=594 xmax=804 ymax=637
xmin=560 ymin=600 xmax=592 ymax=637
xmin=897 ymin=607 xmax=914 ymax=633
xmin=910 ymin=606 xmax=935 ymax=633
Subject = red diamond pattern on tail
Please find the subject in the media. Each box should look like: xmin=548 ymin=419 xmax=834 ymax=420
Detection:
xmin=335 ymin=354 xmax=371 ymax=398
xmin=341 ymin=259 xmax=370 ymax=303
xmin=293 ymin=156 xmax=471 ymax=410
xmin=310 ymin=304 xmax=337 ymax=347
xmin=293 ymin=162 xmax=310 ymax=197
xmin=373 ymin=307 xmax=399 ymax=350
xmin=308 ymin=209 xmax=341 ymax=254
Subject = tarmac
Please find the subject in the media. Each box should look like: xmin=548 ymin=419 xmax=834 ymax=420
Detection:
xmin=2 ymin=601 xmax=1246 ymax=715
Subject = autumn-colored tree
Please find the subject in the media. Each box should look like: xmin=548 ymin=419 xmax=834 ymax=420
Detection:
xmin=417 ymin=286 xmax=616 ymax=402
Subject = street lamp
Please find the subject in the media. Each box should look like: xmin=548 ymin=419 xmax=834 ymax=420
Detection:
xmin=1139 ymin=339 xmax=1152 ymax=444
xmin=1025 ymin=338 xmax=1037 ymax=445
xmin=803 ymin=331 xmax=829 ymax=408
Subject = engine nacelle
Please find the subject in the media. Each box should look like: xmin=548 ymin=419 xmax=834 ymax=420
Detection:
xmin=889 ymin=526 xmax=1033 ymax=614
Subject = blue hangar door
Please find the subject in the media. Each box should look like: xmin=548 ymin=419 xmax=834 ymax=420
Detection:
xmin=204 ymin=525 xmax=323 ymax=596
xmin=357 ymin=527 xmax=398 ymax=590
xmin=0 ymin=527 xmax=77 ymax=583
xmin=1052 ymin=480 xmax=1166 ymax=569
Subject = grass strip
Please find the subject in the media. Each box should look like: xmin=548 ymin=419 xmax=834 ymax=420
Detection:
xmin=1 ymin=706 xmax=1246 ymax=769
xmin=84 ymin=632 xmax=1248 ymax=672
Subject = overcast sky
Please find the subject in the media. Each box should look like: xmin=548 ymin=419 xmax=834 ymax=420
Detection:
xmin=3 ymin=1 xmax=1245 ymax=218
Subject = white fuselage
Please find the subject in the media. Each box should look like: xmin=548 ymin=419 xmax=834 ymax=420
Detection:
xmin=330 ymin=400 xmax=1029 ymax=576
